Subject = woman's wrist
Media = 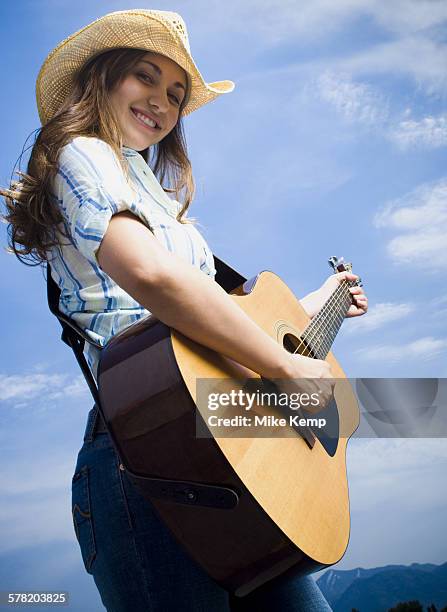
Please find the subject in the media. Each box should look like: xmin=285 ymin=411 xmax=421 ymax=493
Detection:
xmin=261 ymin=350 xmax=297 ymax=380
xmin=299 ymin=289 xmax=322 ymax=319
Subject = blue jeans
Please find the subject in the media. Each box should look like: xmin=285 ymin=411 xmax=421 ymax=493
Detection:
xmin=71 ymin=406 xmax=332 ymax=611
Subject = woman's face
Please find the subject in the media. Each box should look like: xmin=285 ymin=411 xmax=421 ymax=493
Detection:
xmin=110 ymin=51 xmax=188 ymax=150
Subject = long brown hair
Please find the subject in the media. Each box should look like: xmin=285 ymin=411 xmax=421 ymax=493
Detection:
xmin=0 ymin=47 xmax=195 ymax=267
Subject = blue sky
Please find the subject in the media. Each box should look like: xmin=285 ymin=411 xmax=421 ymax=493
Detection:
xmin=1 ymin=0 xmax=446 ymax=609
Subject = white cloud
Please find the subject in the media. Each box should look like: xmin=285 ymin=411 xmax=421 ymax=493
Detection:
xmin=198 ymin=0 xmax=447 ymax=44
xmin=312 ymin=73 xmax=447 ymax=149
xmin=375 ymin=180 xmax=447 ymax=229
xmin=355 ymin=336 xmax=447 ymax=362
xmin=374 ymin=179 xmax=447 ymax=270
xmin=345 ymin=302 xmax=415 ymax=333
xmin=47 ymin=375 xmax=89 ymax=402
xmin=389 ymin=113 xmax=447 ymax=150
xmin=430 ymin=294 xmax=447 ymax=320
xmin=431 ymin=294 xmax=447 ymax=307
xmin=0 ymin=372 xmax=88 ymax=404
xmin=385 ymin=229 xmax=447 ymax=270
xmin=367 ymin=0 xmax=447 ymax=35
xmin=340 ymin=35 xmax=447 ymax=96
xmin=0 ymin=373 xmax=66 ymax=401
xmin=196 ymin=0 xmax=447 ymax=95
xmin=315 ymin=71 xmax=389 ymax=125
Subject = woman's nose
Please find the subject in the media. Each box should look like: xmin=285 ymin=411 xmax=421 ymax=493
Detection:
xmin=148 ymin=87 xmax=169 ymax=113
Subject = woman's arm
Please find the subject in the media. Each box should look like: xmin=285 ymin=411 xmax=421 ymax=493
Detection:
xmin=97 ymin=211 xmax=325 ymax=380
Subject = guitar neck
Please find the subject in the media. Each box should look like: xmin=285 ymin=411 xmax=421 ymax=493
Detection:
xmin=299 ymin=280 xmax=356 ymax=359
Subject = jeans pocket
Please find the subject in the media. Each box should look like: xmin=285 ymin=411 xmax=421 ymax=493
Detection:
xmin=71 ymin=465 xmax=97 ymax=574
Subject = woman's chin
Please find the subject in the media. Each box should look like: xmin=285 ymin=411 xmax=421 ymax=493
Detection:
xmin=123 ymin=133 xmax=153 ymax=151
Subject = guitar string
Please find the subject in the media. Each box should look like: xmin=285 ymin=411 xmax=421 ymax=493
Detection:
xmin=317 ymin=282 xmax=352 ymax=357
xmin=292 ymin=289 xmax=338 ymax=358
xmin=294 ymin=280 xmax=351 ymax=358
xmin=311 ymin=290 xmax=343 ymax=357
xmin=318 ymin=285 xmax=348 ymax=357
xmin=290 ymin=290 xmax=338 ymax=358
xmin=300 ymin=283 xmax=347 ymax=356
xmin=290 ymin=280 xmax=354 ymax=361
xmin=313 ymin=281 xmax=353 ymax=357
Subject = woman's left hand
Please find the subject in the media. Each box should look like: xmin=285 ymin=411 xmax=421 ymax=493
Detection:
xmin=301 ymin=272 xmax=368 ymax=319
xmin=322 ymin=272 xmax=368 ymax=318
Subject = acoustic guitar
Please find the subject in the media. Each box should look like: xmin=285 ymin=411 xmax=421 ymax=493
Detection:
xmin=97 ymin=256 xmax=361 ymax=596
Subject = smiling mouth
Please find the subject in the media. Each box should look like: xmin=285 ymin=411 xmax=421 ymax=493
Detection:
xmin=130 ymin=108 xmax=161 ymax=131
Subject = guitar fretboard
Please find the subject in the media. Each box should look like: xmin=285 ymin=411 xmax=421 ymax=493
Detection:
xmin=298 ymin=279 xmax=357 ymax=359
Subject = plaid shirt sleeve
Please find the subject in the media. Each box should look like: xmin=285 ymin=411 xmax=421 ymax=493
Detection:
xmin=53 ymin=136 xmax=148 ymax=266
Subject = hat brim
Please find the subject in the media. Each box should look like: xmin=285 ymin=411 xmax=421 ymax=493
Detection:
xmin=36 ymin=9 xmax=234 ymax=125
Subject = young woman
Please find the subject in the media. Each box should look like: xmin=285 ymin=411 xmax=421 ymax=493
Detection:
xmin=1 ymin=9 xmax=367 ymax=612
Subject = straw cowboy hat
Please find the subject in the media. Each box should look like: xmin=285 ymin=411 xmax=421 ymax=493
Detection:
xmin=36 ymin=9 xmax=235 ymax=125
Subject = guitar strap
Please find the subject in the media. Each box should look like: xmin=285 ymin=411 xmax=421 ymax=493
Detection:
xmin=46 ymin=257 xmax=247 ymax=509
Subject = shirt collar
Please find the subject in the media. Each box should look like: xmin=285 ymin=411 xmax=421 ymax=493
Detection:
xmin=122 ymin=147 xmax=182 ymax=218
xmin=122 ymin=145 xmax=139 ymax=158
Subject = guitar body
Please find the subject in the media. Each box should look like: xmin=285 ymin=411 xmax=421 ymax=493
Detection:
xmin=97 ymin=270 xmax=359 ymax=596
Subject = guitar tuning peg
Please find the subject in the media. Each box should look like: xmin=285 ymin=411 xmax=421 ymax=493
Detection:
xmin=328 ymin=256 xmax=337 ymax=270
xmin=328 ymin=256 xmax=344 ymax=272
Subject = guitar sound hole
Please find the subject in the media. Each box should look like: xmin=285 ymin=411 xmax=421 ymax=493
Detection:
xmin=283 ymin=333 xmax=314 ymax=358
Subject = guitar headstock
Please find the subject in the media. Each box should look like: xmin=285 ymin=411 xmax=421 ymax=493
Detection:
xmin=328 ymin=256 xmax=362 ymax=286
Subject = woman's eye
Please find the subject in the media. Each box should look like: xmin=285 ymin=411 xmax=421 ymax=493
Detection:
xmin=138 ymin=72 xmax=153 ymax=83
xmin=137 ymin=73 xmax=180 ymax=105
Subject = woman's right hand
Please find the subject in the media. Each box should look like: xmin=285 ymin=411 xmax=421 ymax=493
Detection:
xmin=264 ymin=353 xmax=336 ymax=414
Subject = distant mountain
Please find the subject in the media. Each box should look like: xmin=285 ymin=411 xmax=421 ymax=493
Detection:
xmin=317 ymin=561 xmax=447 ymax=612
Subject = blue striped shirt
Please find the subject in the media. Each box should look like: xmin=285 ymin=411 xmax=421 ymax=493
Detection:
xmin=48 ymin=136 xmax=216 ymax=382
